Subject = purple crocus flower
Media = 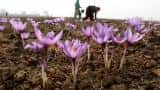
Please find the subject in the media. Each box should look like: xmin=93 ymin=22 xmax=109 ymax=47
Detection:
xmin=56 ymin=40 xmax=64 ymax=49
xmin=10 ymin=20 xmax=27 ymax=33
xmin=24 ymin=41 xmax=44 ymax=53
xmin=124 ymin=28 xmax=145 ymax=44
xmin=20 ymin=32 xmax=30 ymax=39
xmin=112 ymin=33 xmax=127 ymax=44
xmin=32 ymin=21 xmax=40 ymax=29
xmin=34 ymin=28 xmax=63 ymax=46
xmin=0 ymin=25 xmax=5 ymax=31
xmin=46 ymin=31 xmax=55 ymax=38
xmin=91 ymin=23 xmax=115 ymax=69
xmin=66 ymin=23 xmax=76 ymax=30
xmin=118 ymin=28 xmax=144 ymax=69
xmin=53 ymin=17 xmax=65 ymax=23
xmin=91 ymin=23 xmax=113 ymax=44
xmin=135 ymin=24 xmax=145 ymax=32
xmin=125 ymin=17 xmax=143 ymax=26
xmin=0 ymin=18 xmax=8 ymax=23
xmin=10 ymin=18 xmax=21 ymax=21
xmin=60 ymin=39 xmax=88 ymax=86
xmin=81 ymin=25 xmax=95 ymax=61
xmin=61 ymin=39 xmax=88 ymax=59
xmin=135 ymin=23 xmax=151 ymax=34
xmin=81 ymin=26 xmax=94 ymax=37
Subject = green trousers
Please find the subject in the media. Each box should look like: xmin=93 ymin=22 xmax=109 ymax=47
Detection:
xmin=74 ymin=9 xmax=81 ymax=19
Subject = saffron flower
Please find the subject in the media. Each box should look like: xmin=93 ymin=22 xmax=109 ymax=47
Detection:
xmin=24 ymin=41 xmax=44 ymax=53
xmin=0 ymin=25 xmax=5 ymax=31
xmin=91 ymin=23 xmax=114 ymax=69
xmin=0 ymin=18 xmax=8 ymax=23
xmin=32 ymin=21 xmax=40 ymax=29
xmin=20 ymin=32 xmax=30 ymax=40
xmin=9 ymin=19 xmax=28 ymax=47
xmin=66 ymin=23 xmax=76 ymax=30
xmin=61 ymin=39 xmax=88 ymax=87
xmin=53 ymin=17 xmax=65 ymax=23
xmin=33 ymin=29 xmax=63 ymax=88
xmin=124 ymin=28 xmax=145 ymax=44
xmin=118 ymin=28 xmax=145 ymax=69
xmin=112 ymin=33 xmax=127 ymax=44
xmin=24 ymin=41 xmax=47 ymax=87
xmin=91 ymin=23 xmax=113 ymax=44
xmin=34 ymin=28 xmax=63 ymax=46
xmin=81 ymin=25 xmax=94 ymax=61
xmin=10 ymin=20 xmax=27 ymax=33
xmin=135 ymin=24 xmax=151 ymax=34
xmin=126 ymin=17 xmax=151 ymax=34
xmin=81 ymin=26 xmax=94 ymax=37
xmin=62 ymin=39 xmax=88 ymax=59
xmin=125 ymin=17 xmax=143 ymax=26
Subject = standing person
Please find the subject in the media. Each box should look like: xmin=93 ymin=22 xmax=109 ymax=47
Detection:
xmin=74 ymin=0 xmax=82 ymax=19
xmin=83 ymin=5 xmax=100 ymax=21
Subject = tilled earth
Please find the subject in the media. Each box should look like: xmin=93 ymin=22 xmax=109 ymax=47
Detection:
xmin=0 ymin=18 xmax=160 ymax=90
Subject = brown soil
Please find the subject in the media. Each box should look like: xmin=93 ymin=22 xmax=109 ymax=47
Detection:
xmin=0 ymin=18 xmax=160 ymax=90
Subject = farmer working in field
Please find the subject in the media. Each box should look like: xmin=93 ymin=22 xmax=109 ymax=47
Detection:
xmin=83 ymin=5 xmax=100 ymax=21
xmin=74 ymin=0 xmax=83 ymax=19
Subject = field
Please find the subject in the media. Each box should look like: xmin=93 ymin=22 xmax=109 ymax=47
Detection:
xmin=0 ymin=17 xmax=160 ymax=90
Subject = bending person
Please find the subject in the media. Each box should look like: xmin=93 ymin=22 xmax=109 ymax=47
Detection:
xmin=83 ymin=5 xmax=100 ymax=21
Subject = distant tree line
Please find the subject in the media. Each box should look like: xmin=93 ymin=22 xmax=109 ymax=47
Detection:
xmin=0 ymin=9 xmax=50 ymax=17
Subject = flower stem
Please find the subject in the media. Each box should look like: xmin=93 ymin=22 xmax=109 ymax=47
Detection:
xmin=104 ymin=44 xmax=109 ymax=69
xmin=41 ymin=64 xmax=48 ymax=88
xmin=71 ymin=59 xmax=77 ymax=89
xmin=18 ymin=33 xmax=25 ymax=48
xmin=108 ymin=50 xmax=113 ymax=70
xmin=71 ymin=58 xmax=81 ymax=89
xmin=21 ymin=38 xmax=25 ymax=48
xmin=119 ymin=44 xmax=128 ymax=70
xmin=41 ymin=48 xmax=48 ymax=88
xmin=87 ymin=45 xmax=90 ymax=61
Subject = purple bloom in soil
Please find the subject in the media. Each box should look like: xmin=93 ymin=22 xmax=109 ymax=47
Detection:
xmin=10 ymin=20 xmax=27 ymax=33
xmin=10 ymin=18 xmax=21 ymax=21
xmin=20 ymin=32 xmax=30 ymax=39
xmin=66 ymin=23 xmax=76 ymax=29
xmin=24 ymin=42 xmax=44 ymax=52
xmin=56 ymin=40 xmax=64 ymax=49
xmin=81 ymin=26 xmax=94 ymax=37
xmin=112 ymin=33 xmax=127 ymax=44
xmin=34 ymin=28 xmax=63 ymax=46
xmin=53 ymin=17 xmax=65 ymax=23
xmin=91 ymin=23 xmax=113 ymax=44
xmin=135 ymin=24 xmax=151 ymax=34
xmin=124 ymin=28 xmax=145 ymax=44
xmin=56 ymin=41 xmax=63 ymax=49
xmin=125 ymin=17 xmax=143 ymax=26
xmin=0 ymin=25 xmax=5 ymax=31
xmin=0 ymin=18 xmax=8 ymax=23
xmin=61 ymin=39 xmax=88 ymax=59
xmin=46 ymin=31 xmax=55 ymax=38
xmin=32 ymin=21 xmax=40 ymax=28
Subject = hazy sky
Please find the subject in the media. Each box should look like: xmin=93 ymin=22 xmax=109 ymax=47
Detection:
xmin=0 ymin=0 xmax=160 ymax=20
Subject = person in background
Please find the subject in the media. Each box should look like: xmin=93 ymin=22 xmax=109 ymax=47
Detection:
xmin=74 ymin=0 xmax=82 ymax=19
xmin=83 ymin=5 xmax=100 ymax=21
